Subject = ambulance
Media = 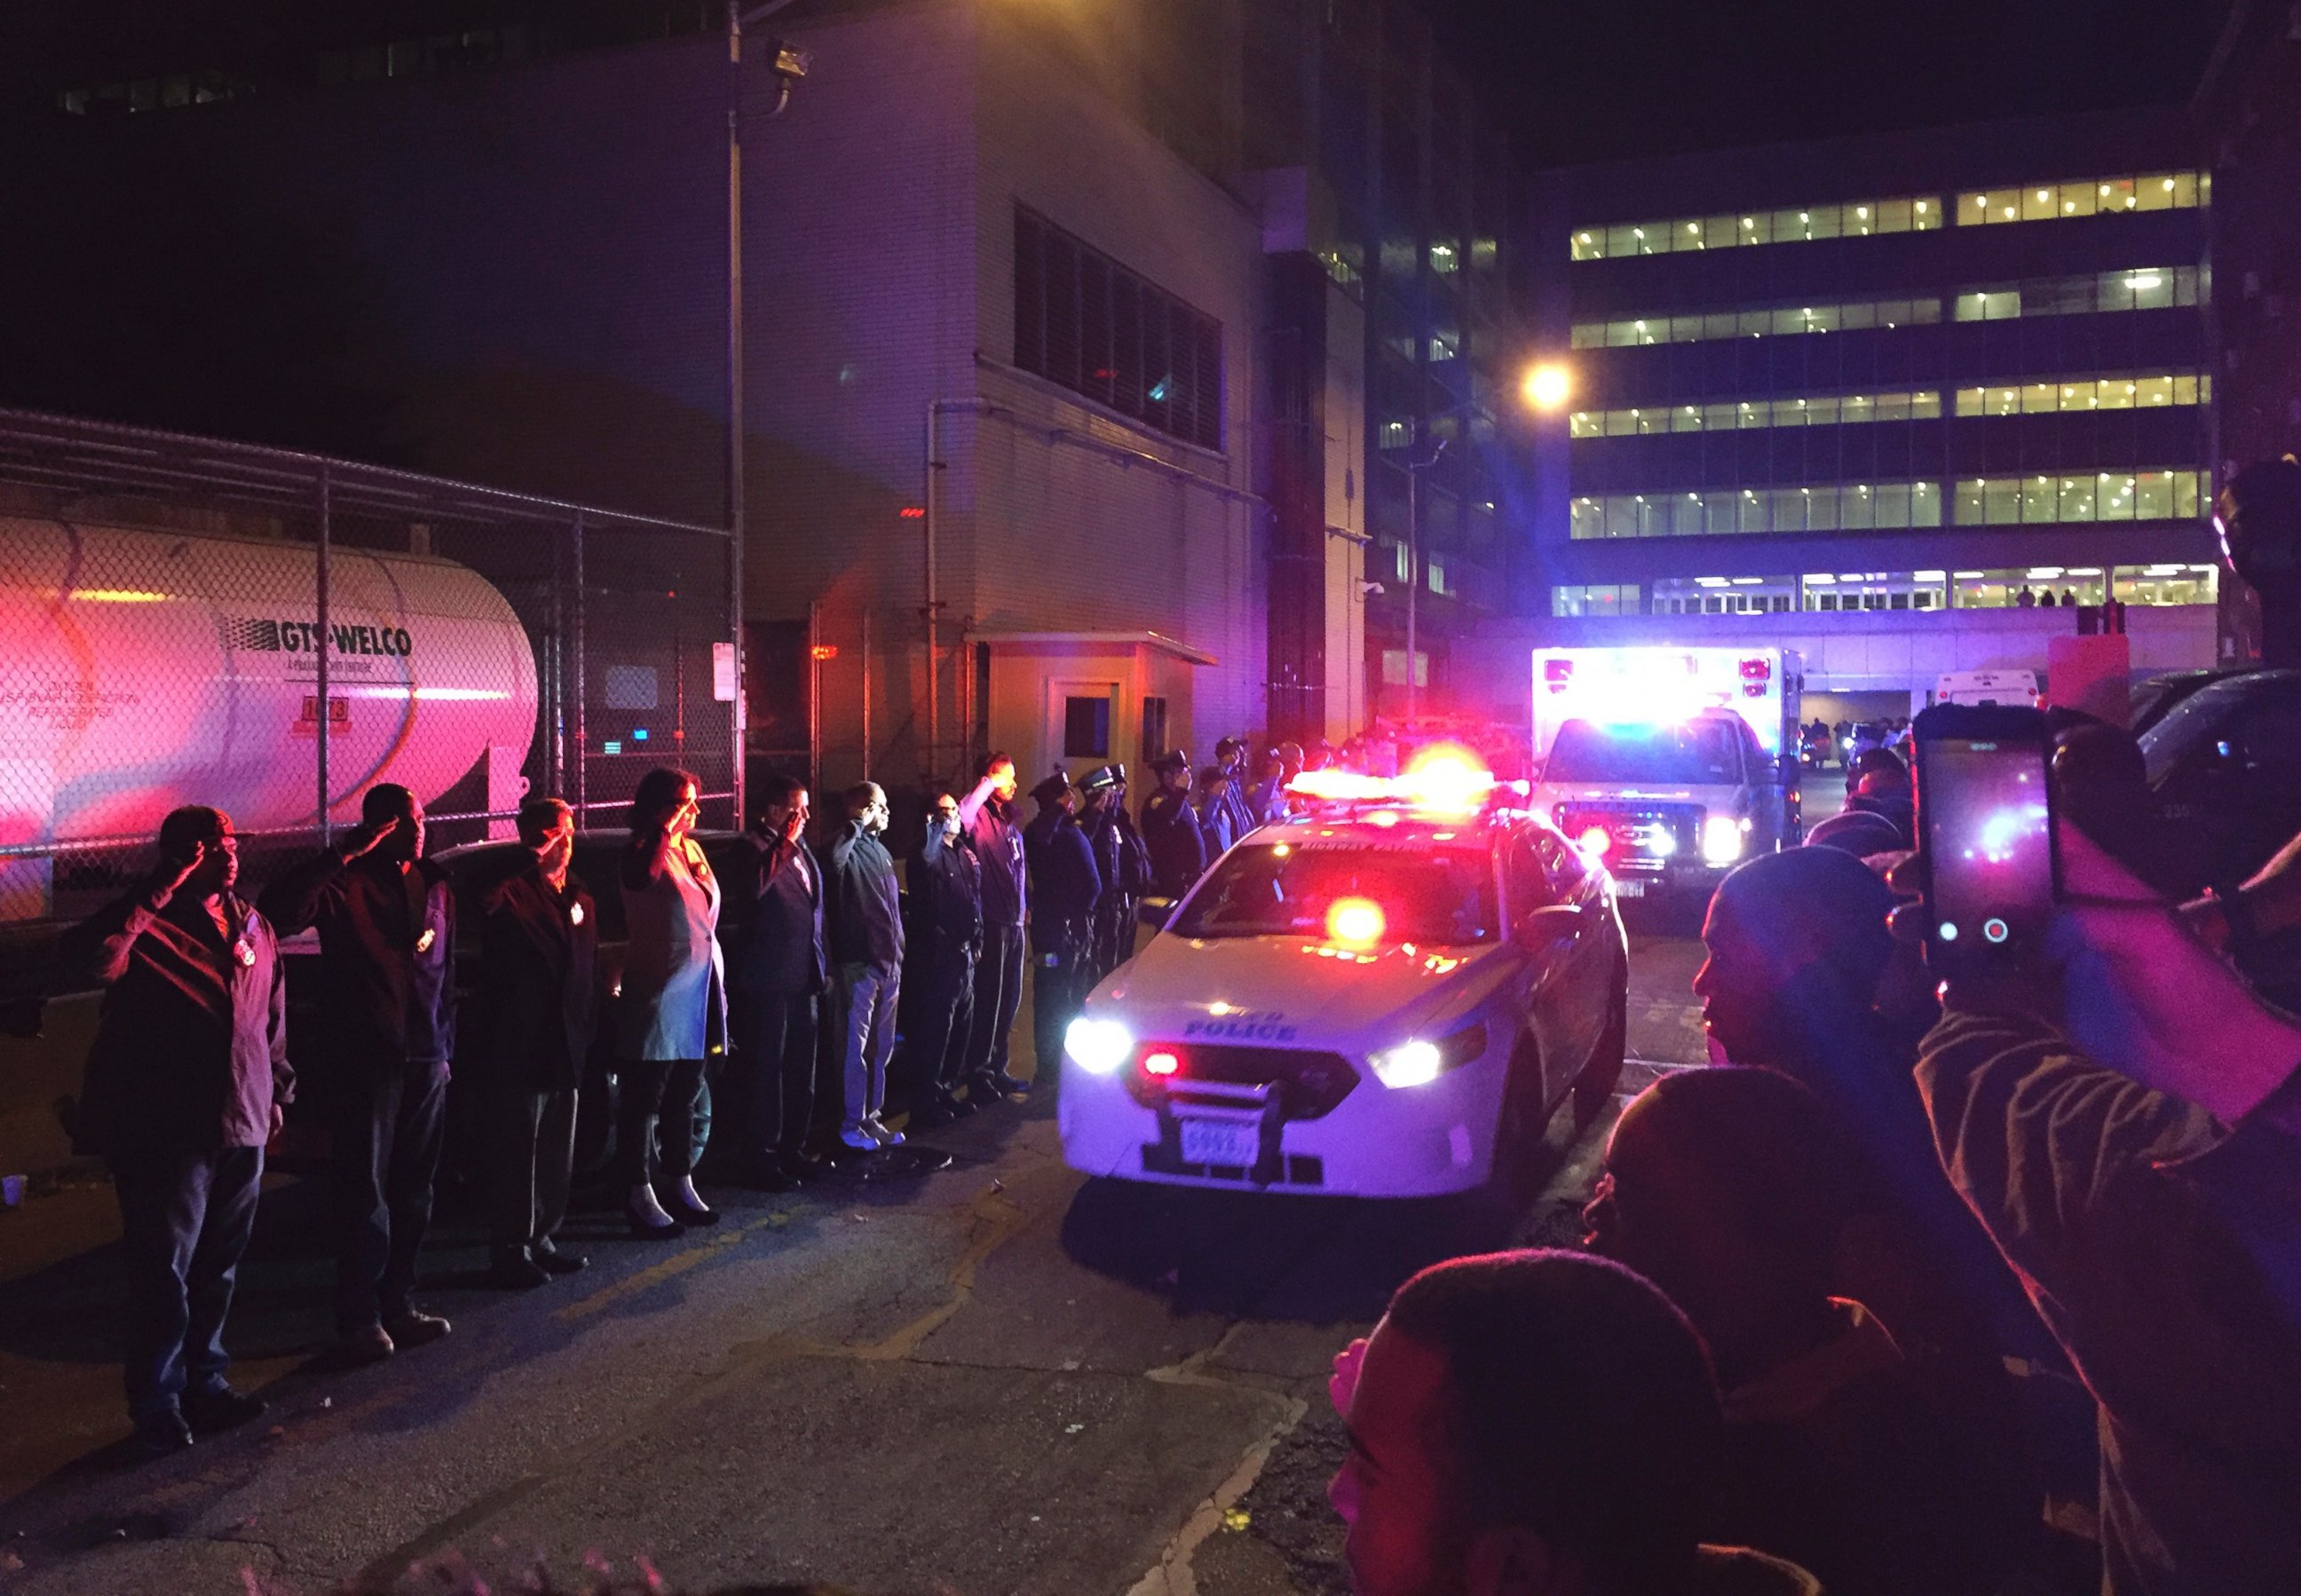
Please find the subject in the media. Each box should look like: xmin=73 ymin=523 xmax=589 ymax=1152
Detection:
xmin=1530 ymin=647 xmax=1805 ymax=899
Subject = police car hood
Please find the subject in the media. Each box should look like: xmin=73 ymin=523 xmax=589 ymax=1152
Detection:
xmin=1092 ymin=932 xmax=1516 ymax=1048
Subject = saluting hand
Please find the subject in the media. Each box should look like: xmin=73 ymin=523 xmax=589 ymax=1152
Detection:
xmin=339 ymin=816 xmax=399 ymax=861
xmin=155 ymin=840 xmax=206 ymax=895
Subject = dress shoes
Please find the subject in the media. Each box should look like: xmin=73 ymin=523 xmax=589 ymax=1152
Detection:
xmin=990 ymin=1071 xmax=1033 ymax=1096
xmin=627 ymin=1199 xmax=684 ymax=1239
xmin=335 ymin=1324 xmax=395 ymax=1366
xmin=663 ymin=1189 xmax=719 ymax=1226
xmin=967 ymin=1073 xmax=1008 ymax=1106
xmin=912 ymin=1099 xmax=961 ymax=1129
xmin=181 ymin=1385 xmax=266 ymax=1435
xmin=384 ymin=1308 xmax=452 ymax=1347
xmin=534 ymin=1245 xmax=589 ymax=1275
xmin=134 ymin=1409 xmax=194 ymax=1458
xmin=490 ymin=1253 xmax=551 ymax=1290
xmin=780 ymin=1152 xmax=826 ymax=1183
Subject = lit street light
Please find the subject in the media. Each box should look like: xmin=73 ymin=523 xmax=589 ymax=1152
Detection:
xmin=1522 ymin=361 xmax=1571 ymax=411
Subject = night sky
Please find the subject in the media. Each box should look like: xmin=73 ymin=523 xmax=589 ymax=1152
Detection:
xmin=1415 ymin=0 xmax=2230 ymax=166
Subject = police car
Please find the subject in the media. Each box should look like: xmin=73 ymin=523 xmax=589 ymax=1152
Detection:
xmin=1057 ymin=755 xmax=1630 ymax=1198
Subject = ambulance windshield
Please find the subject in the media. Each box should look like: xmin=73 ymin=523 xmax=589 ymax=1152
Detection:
xmin=1546 ymin=717 xmax=1743 ymax=785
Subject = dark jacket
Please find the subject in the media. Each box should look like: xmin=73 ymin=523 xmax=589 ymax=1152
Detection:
xmin=732 ymin=834 xmax=828 ymax=996
xmin=65 ymin=883 xmax=292 ymax=1154
xmin=960 ymin=793 xmax=1027 ymax=928
xmin=1140 ymin=788 xmax=1206 ymax=899
xmin=1917 ymin=1010 xmax=2301 ymax=1596
xmin=909 ymin=824 xmax=983 ymax=951
xmin=827 ymin=822 xmax=905 ymax=971
xmin=1024 ymin=809 xmax=1103 ymax=952
xmin=259 ymin=849 xmax=456 ymax=1066
xmin=472 ymin=862 xmax=597 ymax=1092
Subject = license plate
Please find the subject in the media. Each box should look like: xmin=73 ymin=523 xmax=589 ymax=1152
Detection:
xmin=1615 ymin=879 xmax=1647 ymax=898
xmin=1178 ymin=1118 xmax=1261 ymax=1168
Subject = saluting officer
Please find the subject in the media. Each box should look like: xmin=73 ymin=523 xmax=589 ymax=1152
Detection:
xmin=1140 ymin=748 xmax=1206 ymax=902
xmin=1079 ymin=765 xmax=1147 ymax=982
xmin=1023 ymin=770 xmax=1103 ymax=1084
xmin=905 ymin=788 xmax=984 ymax=1126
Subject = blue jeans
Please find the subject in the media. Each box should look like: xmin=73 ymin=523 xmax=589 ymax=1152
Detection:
xmin=837 ymin=962 xmax=899 ymax=1129
xmin=111 ymin=1144 xmax=265 ymax=1423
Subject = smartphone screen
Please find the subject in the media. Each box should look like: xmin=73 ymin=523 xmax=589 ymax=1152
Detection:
xmin=1917 ymin=715 xmax=2055 ymax=968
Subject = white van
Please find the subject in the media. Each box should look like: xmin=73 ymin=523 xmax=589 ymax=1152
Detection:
xmin=1934 ymin=668 xmax=2038 ymax=707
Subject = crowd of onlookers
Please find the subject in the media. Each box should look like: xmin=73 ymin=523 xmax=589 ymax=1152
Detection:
xmin=51 ymin=706 xmax=2301 ymax=1594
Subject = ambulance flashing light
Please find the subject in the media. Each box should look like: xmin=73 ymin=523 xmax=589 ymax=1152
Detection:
xmin=1535 ymin=647 xmax=1791 ymax=755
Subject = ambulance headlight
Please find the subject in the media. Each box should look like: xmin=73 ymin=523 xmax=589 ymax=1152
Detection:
xmin=1065 ymin=1016 xmax=1133 ymax=1074
xmin=1702 ymin=814 xmax=1746 ymax=866
xmin=1370 ymin=1039 xmax=1445 ymax=1089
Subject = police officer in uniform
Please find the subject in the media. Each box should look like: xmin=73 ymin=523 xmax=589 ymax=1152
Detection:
xmin=1140 ymin=748 xmax=1206 ymax=903
xmin=905 ymin=788 xmax=984 ymax=1126
xmin=1079 ymin=765 xmax=1147 ymax=983
xmin=1023 ymin=770 xmax=1103 ymax=1086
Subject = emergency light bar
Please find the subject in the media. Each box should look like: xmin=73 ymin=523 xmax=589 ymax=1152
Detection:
xmin=1532 ymin=646 xmax=1799 ymax=758
xmin=1287 ymin=747 xmax=1497 ymax=815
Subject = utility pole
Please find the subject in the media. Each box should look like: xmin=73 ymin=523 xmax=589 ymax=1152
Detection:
xmin=1404 ymin=433 xmax=1446 ymax=723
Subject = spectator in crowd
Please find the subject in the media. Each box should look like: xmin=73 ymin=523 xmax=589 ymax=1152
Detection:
xmin=1193 ymin=765 xmax=1237 ymax=857
xmin=1801 ymin=809 xmax=1906 ymax=861
xmin=1694 ymin=849 xmax=2044 ymax=1370
xmin=65 ymin=807 xmax=289 ymax=1455
xmin=261 ymin=783 xmax=456 ymax=1363
xmin=1139 ymin=749 xmax=1205 ymax=902
xmin=1079 ymin=764 xmax=1145 ymax=984
xmin=904 ymin=787 xmax=982 ymax=1128
xmin=1277 ymin=740 xmax=1306 ymax=790
xmin=1328 ymin=1251 xmax=1819 ymax=1596
xmin=2018 ymin=584 xmax=2038 ymax=608
xmin=471 ymin=797 xmax=597 ymax=1289
xmin=1024 ymin=770 xmax=1103 ymax=1087
xmin=959 ymin=753 xmax=1032 ymax=1104
xmin=728 ymin=775 xmax=828 ymax=1191
xmin=1842 ymin=746 xmax=1913 ymax=847
xmin=827 ymin=783 xmax=905 ymax=1151
xmin=613 ymin=767 xmax=725 ymax=1237
xmin=1586 ymin=1067 xmax=2034 ymax=1595
xmin=1896 ymin=825 xmax=2301 ymax=1594
xmin=1305 ymin=738 xmax=1335 ymax=773
xmin=2051 ymin=722 xmax=2190 ymax=898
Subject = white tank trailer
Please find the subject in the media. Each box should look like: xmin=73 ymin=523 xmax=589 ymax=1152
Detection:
xmin=1 ymin=518 xmax=539 ymax=918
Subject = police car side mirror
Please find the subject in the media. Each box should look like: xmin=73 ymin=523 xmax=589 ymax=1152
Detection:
xmin=1513 ymin=904 xmax=1583 ymax=950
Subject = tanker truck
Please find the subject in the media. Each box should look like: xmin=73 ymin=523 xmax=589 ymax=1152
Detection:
xmin=1 ymin=518 xmax=540 ymax=921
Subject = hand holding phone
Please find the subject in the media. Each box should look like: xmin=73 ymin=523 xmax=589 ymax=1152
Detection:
xmin=1913 ymin=705 xmax=2057 ymax=975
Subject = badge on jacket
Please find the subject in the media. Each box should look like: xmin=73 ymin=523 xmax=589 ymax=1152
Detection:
xmin=569 ymin=902 xmax=585 ymax=926
xmin=233 ymin=939 xmax=257 ymax=968
xmin=415 ymin=928 xmax=436 ymax=954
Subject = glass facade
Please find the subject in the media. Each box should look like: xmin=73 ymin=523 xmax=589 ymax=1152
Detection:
xmin=1554 ymin=564 xmax=2218 ymax=615
xmin=1572 ymin=296 xmax=1942 ymax=348
xmin=1950 ymin=470 xmax=2203 ymax=525
xmin=1570 ymin=482 xmax=1945 ymax=539
xmin=1570 ymin=390 xmax=1942 ymax=437
xmin=1950 ymin=266 xmax=2201 ymax=321
xmin=1569 ymin=170 xmax=2208 ymax=260
xmin=1954 ymin=373 xmax=2207 ymax=415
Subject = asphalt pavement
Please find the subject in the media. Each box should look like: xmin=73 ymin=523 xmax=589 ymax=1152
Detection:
xmin=0 ymin=927 xmax=1712 ymax=1596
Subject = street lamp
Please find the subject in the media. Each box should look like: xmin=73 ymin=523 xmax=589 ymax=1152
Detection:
xmin=1522 ymin=361 xmax=1572 ymax=411
xmin=726 ymin=0 xmax=811 ymax=819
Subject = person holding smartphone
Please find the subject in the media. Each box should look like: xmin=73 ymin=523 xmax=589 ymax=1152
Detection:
xmin=1899 ymin=713 xmax=2301 ymax=1594
xmin=65 ymin=806 xmax=290 ymax=1456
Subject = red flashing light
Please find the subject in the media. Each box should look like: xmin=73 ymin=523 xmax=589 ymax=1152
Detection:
xmin=1328 ymin=897 xmax=1387 ymax=948
xmin=1739 ymin=657 xmax=1772 ymax=682
xmin=810 ymin=644 xmax=839 ymax=661
xmin=1144 ymin=1051 xmax=1181 ymax=1077
xmin=1544 ymin=659 xmax=1575 ymax=692
xmin=1577 ymin=826 xmax=1613 ymax=859
xmin=898 ymin=506 xmax=926 ymax=519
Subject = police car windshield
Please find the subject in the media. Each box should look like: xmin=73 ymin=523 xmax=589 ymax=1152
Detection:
xmin=1168 ymin=841 xmax=1495 ymax=944
xmin=1546 ymin=718 xmax=1740 ymax=785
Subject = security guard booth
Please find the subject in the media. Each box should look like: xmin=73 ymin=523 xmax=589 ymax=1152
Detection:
xmin=971 ymin=630 xmax=1218 ymax=795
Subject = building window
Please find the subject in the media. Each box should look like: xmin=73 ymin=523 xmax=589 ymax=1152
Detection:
xmin=1955 ymin=172 xmax=2205 ymax=225
xmin=1953 ymin=372 xmax=2207 ymax=415
xmin=1140 ymin=697 xmax=1169 ymax=763
xmin=1551 ymin=584 xmax=1641 ymax=617
xmin=1649 ymin=576 xmax=1796 ymax=614
xmin=1569 ymin=193 xmax=1949 ymax=259
xmin=1380 ymin=649 xmax=1430 ymax=687
xmin=1064 ymin=695 xmax=1111 ymax=759
xmin=1951 ymin=471 xmax=2203 ymax=527
xmin=1013 ymin=208 xmax=1224 ymax=451
xmin=1569 ymin=481 xmax=1944 ymax=540
xmin=1949 ymin=266 xmax=2198 ymax=323
xmin=1571 ymin=296 xmax=1944 ymax=349
xmin=1570 ymin=388 xmax=1943 ymax=437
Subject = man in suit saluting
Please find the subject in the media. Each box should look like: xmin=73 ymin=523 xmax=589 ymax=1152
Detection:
xmin=729 ymin=775 xmax=830 ymax=1190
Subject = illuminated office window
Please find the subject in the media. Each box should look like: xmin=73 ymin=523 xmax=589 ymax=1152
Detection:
xmin=1568 ymin=389 xmax=1941 ymax=437
xmin=1956 ymin=171 xmax=2206 ymax=225
xmin=1551 ymin=583 xmax=1641 ymax=617
xmin=1949 ymin=265 xmax=2197 ymax=323
xmin=1952 ymin=373 xmax=2208 ymax=415
xmin=1571 ymin=296 xmax=1943 ymax=349
xmin=1568 ymin=191 xmax=1947 ymax=259
xmin=1567 ymin=480 xmax=1943 ymax=540
xmin=1950 ymin=470 xmax=2202 ymax=527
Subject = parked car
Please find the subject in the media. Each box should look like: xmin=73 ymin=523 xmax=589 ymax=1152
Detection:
xmin=2140 ymin=669 xmax=2301 ymax=892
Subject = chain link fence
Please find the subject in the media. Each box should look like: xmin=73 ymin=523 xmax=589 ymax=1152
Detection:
xmin=0 ymin=408 xmax=739 ymax=945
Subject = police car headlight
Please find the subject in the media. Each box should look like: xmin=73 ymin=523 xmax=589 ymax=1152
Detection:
xmin=1702 ymin=814 xmax=1745 ymax=866
xmin=1370 ymin=1040 xmax=1444 ymax=1088
xmin=1065 ymin=1016 xmax=1133 ymax=1074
